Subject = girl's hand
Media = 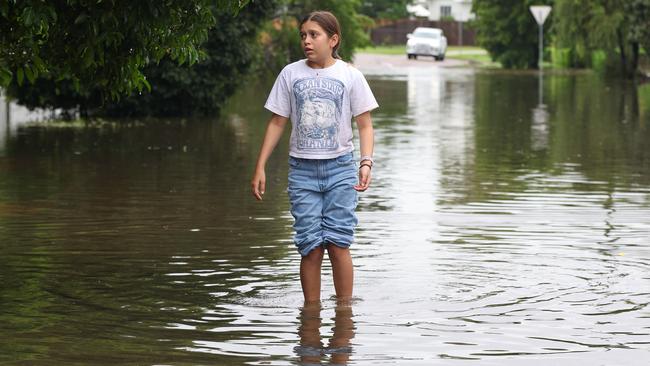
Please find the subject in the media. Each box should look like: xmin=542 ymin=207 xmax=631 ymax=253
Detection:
xmin=251 ymin=169 xmax=266 ymax=200
xmin=354 ymin=165 xmax=371 ymax=192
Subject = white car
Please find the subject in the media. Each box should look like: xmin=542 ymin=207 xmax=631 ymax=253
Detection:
xmin=406 ymin=27 xmax=447 ymax=61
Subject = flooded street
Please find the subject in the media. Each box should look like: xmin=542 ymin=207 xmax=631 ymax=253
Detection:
xmin=1 ymin=58 xmax=649 ymax=365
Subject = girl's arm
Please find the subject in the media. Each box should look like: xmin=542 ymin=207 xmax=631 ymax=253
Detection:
xmin=354 ymin=111 xmax=374 ymax=192
xmin=251 ymin=114 xmax=289 ymax=200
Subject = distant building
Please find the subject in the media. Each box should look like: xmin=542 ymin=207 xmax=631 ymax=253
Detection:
xmin=406 ymin=1 xmax=431 ymax=18
xmin=412 ymin=0 xmax=474 ymax=22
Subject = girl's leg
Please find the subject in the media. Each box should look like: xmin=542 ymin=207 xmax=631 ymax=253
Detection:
xmin=300 ymin=246 xmax=325 ymax=302
xmin=327 ymin=244 xmax=353 ymax=299
xmin=320 ymin=154 xmax=357 ymax=300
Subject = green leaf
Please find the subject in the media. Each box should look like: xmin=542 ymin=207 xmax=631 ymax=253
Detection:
xmin=75 ymin=13 xmax=89 ymax=24
xmin=33 ymin=54 xmax=47 ymax=73
xmin=177 ymin=52 xmax=186 ymax=66
xmin=16 ymin=67 xmax=24 ymax=85
xmin=0 ymin=67 xmax=12 ymax=87
xmin=49 ymin=6 xmax=57 ymax=22
xmin=83 ymin=48 xmax=94 ymax=67
xmin=24 ymin=65 xmax=35 ymax=83
xmin=142 ymin=77 xmax=151 ymax=92
xmin=3 ymin=0 xmax=271 ymax=110
xmin=0 ymin=1 xmax=8 ymax=17
xmin=23 ymin=8 xmax=34 ymax=26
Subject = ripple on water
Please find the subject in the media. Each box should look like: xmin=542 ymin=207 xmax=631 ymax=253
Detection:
xmin=1 ymin=68 xmax=650 ymax=365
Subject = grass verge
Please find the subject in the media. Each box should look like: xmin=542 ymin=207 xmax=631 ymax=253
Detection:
xmin=358 ymin=44 xmax=497 ymax=66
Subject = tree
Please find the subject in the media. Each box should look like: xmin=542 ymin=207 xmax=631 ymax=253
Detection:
xmin=6 ymin=1 xmax=280 ymax=117
xmin=471 ymin=0 xmax=553 ymax=69
xmin=4 ymin=1 xmax=372 ymax=117
xmin=264 ymin=0 xmax=371 ymax=70
xmin=621 ymin=0 xmax=650 ymax=77
xmin=634 ymin=1 xmax=650 ymax=55
xmin=0 ymin=0 xmax=248 ymax=99
xmin=98 ymin=2 xmax=278 ymax=117
xmin=554 ymin=0 xmax=650 ymax=77
xmin=554 ymin=0 xmax=592 ymax=68
xmin=359 ymin=0 xmax=410 ymax=20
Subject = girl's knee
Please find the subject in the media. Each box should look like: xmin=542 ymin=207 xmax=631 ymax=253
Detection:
xmin=303 ymin=245 xmax=325 ymax=262
xmin=326 ymin=243 xmax=350 ymax=257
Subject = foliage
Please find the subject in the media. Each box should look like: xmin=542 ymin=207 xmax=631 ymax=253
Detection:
xmin=624 ymin=0 xmax=650 ymax=70
xmin=358 ymin=0 xmax=410 ymax=20
xmin=6 ymin=1 xmax=279 ymax=117
xmin=591 ymin=50 xmax=608 ymax=74
xmin=5 ymin=0 xmax=372 ymax=117
xmin=471 ymin=0 xmax=553 ymax=69
xmin=553 ymin=0 xmax=650 ymax=77
xmin=550 ymin=47 xmax=571 ymax=68
xmin=553 ymin=0 xmax=592 ymax=67
xmin=262 ymin=0 xmax=372 ymax=71
xmin=0 ymin=0 xmax=248 ymax=99
xmin=260 ymin=16 xmax=305 ymax=72
xmin=473 ymin=0 xmax=649 ymax=74
xmin=99 ymin=2 xmax=277 ymax=117
xmin=622 ymin=0 xmax=650 ymax=76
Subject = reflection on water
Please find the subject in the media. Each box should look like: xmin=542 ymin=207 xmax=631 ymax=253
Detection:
xmin=295 ymin=302 xmax=355 ymax=365
xmin=1 ymin=67 xmax=649 ymax=365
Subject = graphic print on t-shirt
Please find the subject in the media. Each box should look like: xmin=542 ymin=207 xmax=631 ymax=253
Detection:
xmin=293 ymin=77 xmax=344 ymax=151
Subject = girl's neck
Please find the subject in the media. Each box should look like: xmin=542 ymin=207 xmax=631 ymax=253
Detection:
xmin=306 ymin=56 xmax=337 ymax=69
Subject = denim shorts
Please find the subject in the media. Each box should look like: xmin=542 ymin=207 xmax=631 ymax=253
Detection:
xmin=287 ymin=152 xmax=358 ymax=257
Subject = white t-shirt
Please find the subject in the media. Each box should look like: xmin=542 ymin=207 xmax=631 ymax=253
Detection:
xmin=264 ymin=59 xmax=379 ymax=159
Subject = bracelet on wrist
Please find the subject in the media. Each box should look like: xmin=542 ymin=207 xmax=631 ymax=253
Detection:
xmin=360 ymin=155 xmax=374 ymax=165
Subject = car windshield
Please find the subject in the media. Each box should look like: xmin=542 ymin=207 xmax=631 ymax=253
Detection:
xmin=413 ymin=31 xmax=440 ymax=39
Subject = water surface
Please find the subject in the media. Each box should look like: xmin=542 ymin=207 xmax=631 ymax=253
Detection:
xmin=1 ymin=65 xmax=649 ymax=365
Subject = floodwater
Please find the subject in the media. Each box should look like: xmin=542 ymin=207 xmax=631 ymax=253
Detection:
xmin=1 ymin=62 xmax=649 ymax=365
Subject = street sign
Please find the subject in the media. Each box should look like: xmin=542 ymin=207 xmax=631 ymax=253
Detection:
xmin=529 ymin=5 xmax=552 ymax=70
xmin=530 ymin=5 xmax=552 ymax=25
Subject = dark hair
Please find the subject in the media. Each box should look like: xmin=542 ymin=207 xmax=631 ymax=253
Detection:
xmin=300 ymin=11 xmax=342 ymax=59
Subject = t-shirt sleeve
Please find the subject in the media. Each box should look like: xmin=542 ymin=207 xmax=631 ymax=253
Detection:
xmin=350 ymin=68 xmax=379 ymax=117
xmin=264 ymin=69 xmax=291 ymax=117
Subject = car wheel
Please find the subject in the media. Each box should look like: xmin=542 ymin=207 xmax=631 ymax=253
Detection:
xmin=407 ymin=54 xmax=412 ymax=59
xmin=413 ymin=55 xmax=417 ymax=60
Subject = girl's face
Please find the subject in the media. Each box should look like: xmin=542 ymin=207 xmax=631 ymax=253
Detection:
xmin=300 ymin=20 xmax=339 ymax=63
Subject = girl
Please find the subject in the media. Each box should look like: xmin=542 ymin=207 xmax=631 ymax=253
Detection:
xmin=251 ymin=11 xmax=378 ymax=303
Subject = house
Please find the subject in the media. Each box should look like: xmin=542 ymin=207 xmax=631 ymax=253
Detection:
xmin=410 ymin=0 xmax=474 ymax=22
